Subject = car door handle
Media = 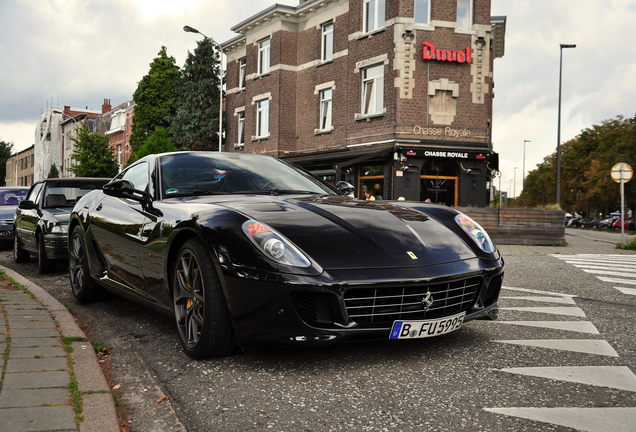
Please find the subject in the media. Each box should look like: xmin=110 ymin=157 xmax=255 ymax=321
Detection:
xmin=96 ymin=203 xmax=103 ymax=211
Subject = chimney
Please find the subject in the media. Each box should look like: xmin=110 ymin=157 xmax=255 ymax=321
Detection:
xmin=64 ymin=106 xmax=71 ymax=116
xmin=102 ymin=98 xmax=111 ymax=114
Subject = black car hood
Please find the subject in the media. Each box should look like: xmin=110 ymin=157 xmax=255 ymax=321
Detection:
xmin=214 ymin=195 xmax=476 ymax=270
xmin=42 ymin=208 xmax=72 ymax=224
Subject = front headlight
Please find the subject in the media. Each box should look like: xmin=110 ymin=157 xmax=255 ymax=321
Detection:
xmin=242 ymin=220 xmax=311 ymax=267
xmin=49 ymin=224 xmax=68 ymax=234
xmin=455 ymin=213 xmax=495 ymax=253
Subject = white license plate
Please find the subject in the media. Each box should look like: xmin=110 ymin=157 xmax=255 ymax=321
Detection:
xmin=389 ymin=312 xmax=465 ymax=339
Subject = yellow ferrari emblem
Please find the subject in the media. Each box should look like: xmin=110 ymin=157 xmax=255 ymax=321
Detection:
xmin=407 ymin=251 xmax=418 ymax=259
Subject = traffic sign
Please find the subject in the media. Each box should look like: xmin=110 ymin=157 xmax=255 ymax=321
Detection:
xmin=611 ymin=163 xmax=633 ymax=183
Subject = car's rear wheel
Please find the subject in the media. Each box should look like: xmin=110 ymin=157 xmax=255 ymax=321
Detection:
xmin=14 ymin=232 xmax=29 ymax=263
xmin=38 ymin=232 xmax=55 ymax=274
xmin=69 ymin=225 xmax=103 ymax=303
xmin=173 ymin=238 xmax=236 ymax=359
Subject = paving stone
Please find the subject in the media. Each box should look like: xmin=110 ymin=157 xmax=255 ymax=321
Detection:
xmin=10 ymin=328 xmax=60 ymax=338
xmin=0 ymin=406 xmax=76 ymax=431
xmin=11 ymin=346 xmax=67 ymax=358
xmin=7 ymin=357 xmax=68 ymax=373
xmin=9 ymin=320 xmax=56 ymax=329
xmin=3 ymin=371 xmax=70 ymax=389
xmin=10 ymin=337 xmax=60 ymax=348
xmin=0 ymin=388 xmax=69 ymax=408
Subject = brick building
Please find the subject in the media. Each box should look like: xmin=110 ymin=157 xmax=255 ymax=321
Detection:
xmin=5 ymin=145 xmax=34 ymax=187
xmin=221 ymin=0 xmax=505 ymax=206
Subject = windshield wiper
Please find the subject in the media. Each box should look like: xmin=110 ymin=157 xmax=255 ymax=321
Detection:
xmin=231 ymin=189 xmax=321 ymax=196
xmin=166 ymin=190 xmax=230 ymax=197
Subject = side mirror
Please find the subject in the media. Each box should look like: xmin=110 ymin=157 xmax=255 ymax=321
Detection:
xmin=18 ymin=200 xmax=36 ymax=210
xmin=335 ymin=181 xmax=355 ymax=195
xmin=103 ymin=180 xmax=162 ymax=217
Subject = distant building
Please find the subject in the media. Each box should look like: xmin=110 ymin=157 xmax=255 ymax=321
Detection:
xmin=221 ymin=0 xmax=506 ymax=206
xmin=99 ymin=99 xmax=135 ymax=168
xmin=5 ymin=145 xmax=34 ymax=186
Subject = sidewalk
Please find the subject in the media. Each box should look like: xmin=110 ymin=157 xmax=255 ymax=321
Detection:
xmin=498 ymin=228 xmax=636 ymax=256
xmin=0 ymin=266 xmax=119 ymax=432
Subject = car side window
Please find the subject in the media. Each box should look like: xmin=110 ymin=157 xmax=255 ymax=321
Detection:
xmin=121 ymin=162 xmax=149 ymax=192
xmin=27 ymin=183 xmax=43 ymax=205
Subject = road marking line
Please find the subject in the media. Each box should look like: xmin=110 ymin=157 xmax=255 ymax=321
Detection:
xmin=614 ymin=287 xmax=636 ymax=295
xmin=501 ymin=307 xmax=586 ymax=317
xmin=492 ymin=321 xmax=599 ymax=334
xmin=500 ymin=296 xmax=576 ymax=304
xmin=502 ymin=286 xmax=576 ymax=298
xmin=494 ymin=339 xmax=619 ymax=357
xmin=497 ymin=366 xmax=636 ymax=392
xmin=597 ymin=277 xmax=636 ymax=286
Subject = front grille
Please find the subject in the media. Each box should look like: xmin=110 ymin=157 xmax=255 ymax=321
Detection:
xmin=290 ymin=292 xmax=335 ymax=326
xmin=344 ymin=277 xmax=482 ymax=326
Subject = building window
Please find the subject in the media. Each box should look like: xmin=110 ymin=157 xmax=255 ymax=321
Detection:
xmin=258 ymin=38 xmax=270 ymax=75
xmin=256 ymin=99 xmax=269 ymax=138
xmin=237 ymin=111 xmax=245 ymax=145
xmin=364 ymin=0 xmax=385 ymax=33
xmin=239 ymin=58 xmax=246 ymax=89
xmin=117 ymin=145 xmax=123 ymax=166
xmin=457 ymin=0 xmax=472 ymax=29
xmin=415 ymin=0 xmax=430 ymax=25
xmin=321 ymin=22 xmax=333 ymax=61
xmin=319 ymin=88 xmax=333 ymax=130
xmin=362 ymin=64 xmax=384 ymax=115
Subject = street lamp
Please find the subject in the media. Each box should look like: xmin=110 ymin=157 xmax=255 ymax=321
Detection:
xmin=556 ymin=43 xmax=576 ymax=205
xmin=522 ymin=140 xmax=530 ymax=207
xmin=184 ymin=25 xmax=224 ymax=152
xmin=514 ymin=167 xmax=519 ymax=203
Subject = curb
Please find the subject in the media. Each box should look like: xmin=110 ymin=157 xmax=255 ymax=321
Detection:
xmin=0 ymin=265 xmax=119 ymax=432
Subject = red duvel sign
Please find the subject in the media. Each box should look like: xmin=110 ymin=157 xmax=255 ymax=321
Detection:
xmin=422 ymin=41 xmax=471 ymax=63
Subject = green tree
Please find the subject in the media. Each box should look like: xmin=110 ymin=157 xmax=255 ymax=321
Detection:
xmin=0 ymin=140 xmax=14 ymax=186
xmin=170 ymin=37 xmax=222 ymax=151
xmin=126 ymin=128 xmax=178 ymax=165
xmin=68 ymin=126 xmax=119 ymax=178
xmin=47 ymin=164 xmax=60 ymax=178
xmin=130 ymin=46 xmax=180 ymax=156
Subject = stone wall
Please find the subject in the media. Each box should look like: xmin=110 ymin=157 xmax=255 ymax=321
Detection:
xmin=457 ymin=207 xmax=566 ymax=246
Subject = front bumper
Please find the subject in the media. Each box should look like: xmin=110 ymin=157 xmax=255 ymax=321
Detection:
xmin=220 ymin=257 xmax=504 ymax=349
xmin=44 ymin=232 xmax=68 ymax=260
xmin=0 ymin=222 xmax=14 ymax=241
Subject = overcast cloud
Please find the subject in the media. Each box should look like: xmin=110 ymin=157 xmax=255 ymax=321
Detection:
xmin=1 ymin=0 xmax=634 ymax=196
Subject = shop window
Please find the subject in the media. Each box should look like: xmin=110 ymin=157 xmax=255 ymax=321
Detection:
xmin=362 ymin=64 xmax=384 ymax=115
xmin=364 ymin=0 xmax=385 ymax=33
xmin=239 ymin=58 xmax=246 ymax=89
xmin=258 ymin=38 xmax=270 ymax=75
xmin=457 ymin=0 xmax=472 ymax=29
xmin=322 ymin=22 xmax=333 ymax=61
xmin=237 ymin=111 xmax=245 ymax=145
xmin=255 ymin=99 xmax=269 ymax=138
xmin=319 ymin=88 xmax=333 ymax=131
xmin=359 ymin=164 xmax=384 ymax=200
xmin=415 ymin=0 xmax=430 ymax=25
xmin=421 ymin=159 xmax=458 ymax=206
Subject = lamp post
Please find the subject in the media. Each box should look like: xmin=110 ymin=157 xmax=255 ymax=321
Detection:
xmin=183 ymin=25 xmax=224 ymax=152
xmin=514 ymin=167 xmax=519 ymax=203
xmin=556 ymin=43 xmax=576 ymax=205
xmin=522 ymin=140 xmax=530 ymax=207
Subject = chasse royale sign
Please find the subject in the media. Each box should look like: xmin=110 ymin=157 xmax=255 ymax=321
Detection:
xmin=422 ymin=41 xmax=471 ymax=63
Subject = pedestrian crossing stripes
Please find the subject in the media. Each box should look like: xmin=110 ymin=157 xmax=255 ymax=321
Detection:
xmin=551 ymin=253 xmax=636 ymax=295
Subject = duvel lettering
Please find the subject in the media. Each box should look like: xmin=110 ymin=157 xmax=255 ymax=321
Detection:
xmin=422 ymin=41 xmax=471 ymax=64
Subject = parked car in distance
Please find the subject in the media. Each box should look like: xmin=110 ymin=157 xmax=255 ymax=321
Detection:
xmin=0 ymin=186 xmax=29 ymax=241
xmin=14 ymin=178 xmax=111 ymax=274
xmin=68 ymin=151 xmax=504 ymax=359
xmin=579 ymin=218 xmax=600 ymax=228
xmin=628 ymin=218 xmax=635 ymax=231
xmin=611 ymin=218 xmax=634 ymax=232
xmin=599 ymin=217 xmax=619 ymax=229
xmin=566 ymin=218 xmax=581 ymax=227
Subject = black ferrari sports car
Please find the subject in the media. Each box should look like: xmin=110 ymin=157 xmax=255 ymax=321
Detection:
xmin=68 ymin=151 xmax=504 ymax=358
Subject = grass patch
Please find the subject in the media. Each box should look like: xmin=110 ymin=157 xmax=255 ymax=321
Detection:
xmin=617 ymin=237 xmax=636 ymax=250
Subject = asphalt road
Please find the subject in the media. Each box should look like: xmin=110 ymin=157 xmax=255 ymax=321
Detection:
xmin=0 ymin=233 xmax=635 ymax=432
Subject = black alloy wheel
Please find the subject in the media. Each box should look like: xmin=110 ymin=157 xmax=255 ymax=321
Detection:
xmin=172 ymin=238 xmax=236 ymax=359
xmin=38 ymin=232 xmax=55 ymax=274
xmin=13 ymin=232 xmax=29 ymax=263
xmin=69 ymin=225 xmax=102 ymax=303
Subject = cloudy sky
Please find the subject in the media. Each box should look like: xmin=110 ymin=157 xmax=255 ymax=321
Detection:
xmin=1 ymin=0 xmax=635 ymax=196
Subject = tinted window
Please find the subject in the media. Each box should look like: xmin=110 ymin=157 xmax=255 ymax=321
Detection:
xmin=0 ymin=189 xmax=28 ymax=206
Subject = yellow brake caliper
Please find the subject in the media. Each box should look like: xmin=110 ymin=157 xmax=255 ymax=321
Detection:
xmin=186 ymin=267 xmax=197 ymax=309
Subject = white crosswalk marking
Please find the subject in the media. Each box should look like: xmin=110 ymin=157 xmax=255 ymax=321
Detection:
xmin=493 ymin=320 xmax=599 ymax=334
xmin=500 ymin=296 xmax=576 ymax=304
xmin=552 ymin=254 xmax=636 ymax=295
xmin=501 ymin=306 xmax=586 ymax=317
xmin=494 ymin=339 xmax=619 ymax=357
xmin=497 ymin=366 xmax=636 ymax=392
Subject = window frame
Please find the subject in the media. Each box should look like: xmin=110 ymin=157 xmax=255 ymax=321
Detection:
xmin=415 ymin=0 xmax=431 ymax=25
xmin=319 ymin=88 xmax=333 ymax=131
xmin=257 ymin=38 xmax=270 ymax=75
xmin=457 ymin=0 xmax=473 ymax=29
xmin=321 ymin=21 xmax=334 ymax=62
xmin=361 ymin=64 xmax=384 ymax=115
xmin=237 ymin=111 xmax=245 ymax=145
xmin=255 ymin=99 xmax=270 ymax=138
xmin=238 ymin=57 xmax=246 ymax=89
xmin=363 ymin=0 xmax=386 ymax=34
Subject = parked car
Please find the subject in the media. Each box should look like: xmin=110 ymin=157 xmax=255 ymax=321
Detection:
xmin=566 ymin=218 xmax=581 ymax=227
xmin=599 ymin=217 xmax=619 ymax=229
xmin=14 ymin=178 xmax=110 ymax=273
xmin=0 ymin=186 xmax=29 ymax=241
xmin=628 ymin=218 xmax=635 ymax=231
xmin=579 ymin=218 xmax=600 ymax=228
xmin=611 ymin=218 xmax=634 ymax=232
xmin=68 ymin=152 xmax=504 ymax=358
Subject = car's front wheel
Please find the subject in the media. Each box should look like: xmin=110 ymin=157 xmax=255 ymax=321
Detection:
xmin=14 ymin=232 xmax=29 ymax=263
xmin=69 ymin=225 xmax=103 ymax=303
xmin=38 ymin=232 xmax=55 ymax=274
xmin=172 ymin=238 xmax=236 ymax=359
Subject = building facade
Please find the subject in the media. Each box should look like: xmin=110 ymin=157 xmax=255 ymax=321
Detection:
xmin=5 ymin=145 xmax=35 ymax=187
xmin=221 ymin=0 xmax=505 ymax=205
xmin=99 ymin=99 xmax=135 ymax=168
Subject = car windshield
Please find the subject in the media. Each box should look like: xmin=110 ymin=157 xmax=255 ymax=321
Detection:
xmin=159 ymin=153 xmax=338 ymax=199
xmin=42 ymin=181 xmax=106 ymax=208
xmin=0 ymin=189 xmax=27 ymax=206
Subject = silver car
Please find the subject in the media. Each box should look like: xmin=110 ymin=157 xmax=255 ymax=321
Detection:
xmin=0 ymin=186 xmax=29 ymax=241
